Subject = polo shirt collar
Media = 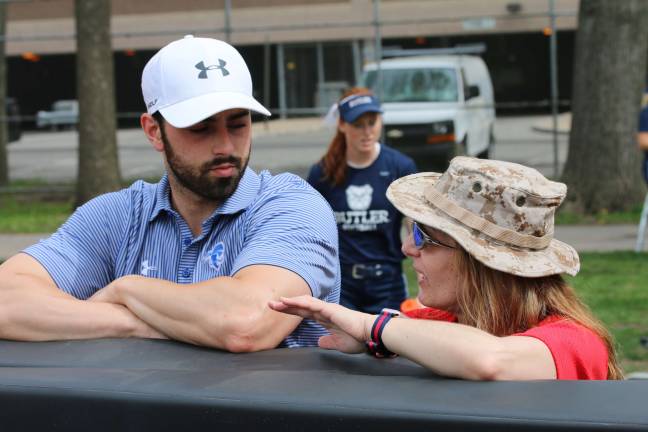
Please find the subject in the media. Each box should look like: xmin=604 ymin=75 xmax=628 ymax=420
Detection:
xmin=149 ymin=175 xmax=173 ymax=222
xmin=216 ymin=167 xmax=260 ymax=215
xmin=149 ymin=168 xmax=260 ymax=222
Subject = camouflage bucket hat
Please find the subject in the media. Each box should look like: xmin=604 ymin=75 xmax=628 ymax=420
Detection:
xmin=386 ymin=156 xmax=579 ymax=277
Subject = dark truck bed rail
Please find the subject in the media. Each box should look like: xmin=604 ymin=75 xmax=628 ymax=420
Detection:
xmin=0 ymin=339 xmax=646 ymax=431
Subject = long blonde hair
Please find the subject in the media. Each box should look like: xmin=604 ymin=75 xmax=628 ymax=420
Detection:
xmin=453 ymin=249 xmax=624 ymax=380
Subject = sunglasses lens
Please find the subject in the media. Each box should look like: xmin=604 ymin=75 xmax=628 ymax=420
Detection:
xmin=412 ymin=222 xmax=424 ymax=248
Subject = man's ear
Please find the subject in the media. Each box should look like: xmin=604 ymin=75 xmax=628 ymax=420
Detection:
xmin=141 ymin=113 xmax=164 ymax=153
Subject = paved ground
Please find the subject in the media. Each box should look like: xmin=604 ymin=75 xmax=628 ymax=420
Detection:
xmin=7 ymin=114 xmax=570 ymax=182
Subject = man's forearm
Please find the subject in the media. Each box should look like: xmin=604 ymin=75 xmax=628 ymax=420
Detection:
xmin=0 ymin=273 xmax=161 ymax=341
xmin=97 ymin=268 xmax=307 ymax=352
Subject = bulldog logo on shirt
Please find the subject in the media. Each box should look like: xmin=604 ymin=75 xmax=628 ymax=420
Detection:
xmin=345 ymin=184 xmax=373 ymax=211
xmin=336 ymin=184 xmax=389 ymax=232
xmin=207 ymin=242 xmax=226 ymax=273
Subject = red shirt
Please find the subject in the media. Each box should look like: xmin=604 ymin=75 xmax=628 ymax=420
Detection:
xmin=514 ymin=316 xmax=608 ymax=380
xmin=404 ymin=308 xmax=609 ymax=380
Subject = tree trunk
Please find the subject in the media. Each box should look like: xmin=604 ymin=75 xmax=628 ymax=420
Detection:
xmin=74 ymin=0 xmax=120 ymax=207
xmin=562 ymin=0 xmax=648 ymax=214
xmin=0 ymin=3 xmax=8 ymax=187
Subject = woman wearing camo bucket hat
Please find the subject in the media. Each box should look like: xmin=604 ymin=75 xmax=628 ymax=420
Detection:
xmin=271 ymin=157 xmax=623 ymax=380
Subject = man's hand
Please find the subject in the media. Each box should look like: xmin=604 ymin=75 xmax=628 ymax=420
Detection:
xmin=88 ymin=276 xmax=167 ymax=340
xmin=0 ymin=254 xmax=168 ymax=341
xmin=126 ymin=312 xmax=168 ymax=339
xmin=88 ymin=275 xmax=138 ymax=304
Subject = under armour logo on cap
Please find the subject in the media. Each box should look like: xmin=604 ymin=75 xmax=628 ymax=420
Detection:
xmin=195 ymin=59 xmax=230 ymax=79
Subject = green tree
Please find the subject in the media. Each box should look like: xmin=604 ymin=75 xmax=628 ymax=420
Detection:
xmin=562 ymin=0 xmax=648 ymax=213
xmin=74 ymin=0 xmax=121 ymax=206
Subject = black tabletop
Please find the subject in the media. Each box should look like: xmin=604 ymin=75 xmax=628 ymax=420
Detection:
xmin=0 ymin=339 xmax=646 ymax=431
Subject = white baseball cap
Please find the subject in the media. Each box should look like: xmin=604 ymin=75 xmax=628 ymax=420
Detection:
xmin=142 ymin=35 xmax=271 ymax=128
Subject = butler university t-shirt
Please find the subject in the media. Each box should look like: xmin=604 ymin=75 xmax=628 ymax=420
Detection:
xmin=308 ymin=144 xmax=417 ymax=266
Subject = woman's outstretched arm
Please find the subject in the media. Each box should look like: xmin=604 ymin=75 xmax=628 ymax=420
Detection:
xmin=270 ymin=295 xmax=556 ymax=380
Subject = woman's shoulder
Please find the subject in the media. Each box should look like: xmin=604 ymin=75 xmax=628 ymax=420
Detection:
xmin=306 ymin=161 xmax=326 ymax=184
xmin=379 ymin=144 xmax=417 ymax=172
xmin=522 ymin=316 xmax=604 ymax=346
xmin=517 ymin=316 xmax=609 ymax=380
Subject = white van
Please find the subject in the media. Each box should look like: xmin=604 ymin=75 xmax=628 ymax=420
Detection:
xmin=361 ymin=55 xmax=495 ymax=171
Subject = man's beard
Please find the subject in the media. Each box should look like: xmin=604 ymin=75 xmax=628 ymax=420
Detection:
xmin=162 ymin=132 xmax=249 ymax=202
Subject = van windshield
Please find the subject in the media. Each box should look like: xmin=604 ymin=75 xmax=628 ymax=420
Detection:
xmin=363 ymin=68 xmax=458 ymax=103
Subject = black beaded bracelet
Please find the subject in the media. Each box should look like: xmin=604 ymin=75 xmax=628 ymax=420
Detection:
xmin=365 ymin=310 xmax=398 ymax=358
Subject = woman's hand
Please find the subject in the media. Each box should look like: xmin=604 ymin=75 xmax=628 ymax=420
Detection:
xmin=269 ymin=295 xmax=373 ymax=354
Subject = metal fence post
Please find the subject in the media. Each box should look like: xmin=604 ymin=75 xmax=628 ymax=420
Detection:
xmin=277 ymin=43 xmax=287 ymax=119
xmin=372 ymin=0 xmax=383 ymax=102
xmin=224 ymin=0 xmax=232 ymax=43
xmin=316 ymin=42 xmax=325 ymax=108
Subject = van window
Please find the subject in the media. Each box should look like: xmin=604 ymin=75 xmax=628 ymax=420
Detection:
xmin=363 ymin=68 xmax=458 ymax=103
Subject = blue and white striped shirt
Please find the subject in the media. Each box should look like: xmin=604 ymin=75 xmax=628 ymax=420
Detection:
xmin=24 ymin=168 xmax=340 ymax=348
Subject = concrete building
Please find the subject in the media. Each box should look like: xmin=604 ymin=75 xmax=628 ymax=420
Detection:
xmin=5 ymin=0 xmax=580 ymax=125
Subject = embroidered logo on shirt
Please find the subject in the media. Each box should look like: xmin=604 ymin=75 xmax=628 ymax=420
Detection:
xmin=140 ymin=260 xmax=157 ymax=277
xmin=207 ymin=242 xmax=226 ymax=272
xmin=379 ymin=170 xmax=390 ymax=177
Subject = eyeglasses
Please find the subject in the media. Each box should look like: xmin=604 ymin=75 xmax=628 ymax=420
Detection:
xmin=411 ymin=221 xmax=455 ymax=250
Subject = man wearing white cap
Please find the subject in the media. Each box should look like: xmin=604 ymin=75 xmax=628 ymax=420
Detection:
xmin=0 ymin=36 xmax=340 ymax=351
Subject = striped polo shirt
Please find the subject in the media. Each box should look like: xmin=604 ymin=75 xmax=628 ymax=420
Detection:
xmin=24 ymin=168 xmax=340 ymax=348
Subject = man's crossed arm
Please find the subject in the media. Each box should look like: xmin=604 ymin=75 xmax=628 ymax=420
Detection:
xmin=0 ymin=254 xmax=306 ymax=351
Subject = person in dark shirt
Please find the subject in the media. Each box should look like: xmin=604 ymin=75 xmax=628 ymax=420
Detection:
xmin=637 ymin=91 xmax=648 ymax=182
xmin=307 ymin=88 xmax=417 ymax=314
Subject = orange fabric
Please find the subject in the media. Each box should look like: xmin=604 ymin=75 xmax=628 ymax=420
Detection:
xmin=400 ymin=298 xmax=423 ymax=313
xmin=403 ymin=307 xmax=457 ymax=322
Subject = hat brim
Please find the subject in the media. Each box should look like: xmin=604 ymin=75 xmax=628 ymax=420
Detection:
xmin=341 ymin=106 xmax=383 ymax=124
xmin=386 ymin=173 xmax=580 ymax=277
xmin=159 ymin=91 xmax=271 ymax=128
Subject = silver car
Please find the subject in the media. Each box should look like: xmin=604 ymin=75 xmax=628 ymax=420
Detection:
xmin=36 ymin=99 xmax=79 ymax=129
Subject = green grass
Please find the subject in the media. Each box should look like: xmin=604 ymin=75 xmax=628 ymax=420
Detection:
xmin=555 ymin=204 xmax=643 ymax=225
xmin=568 ymin=252 xmax=648 ymax=373
xmin=0 ymin=196 xmax=73 ymax=233
xmin=403 ymin=252 xmax=648 ymax=374
xmin=0 ymin=177 xmax=158 ymax=234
